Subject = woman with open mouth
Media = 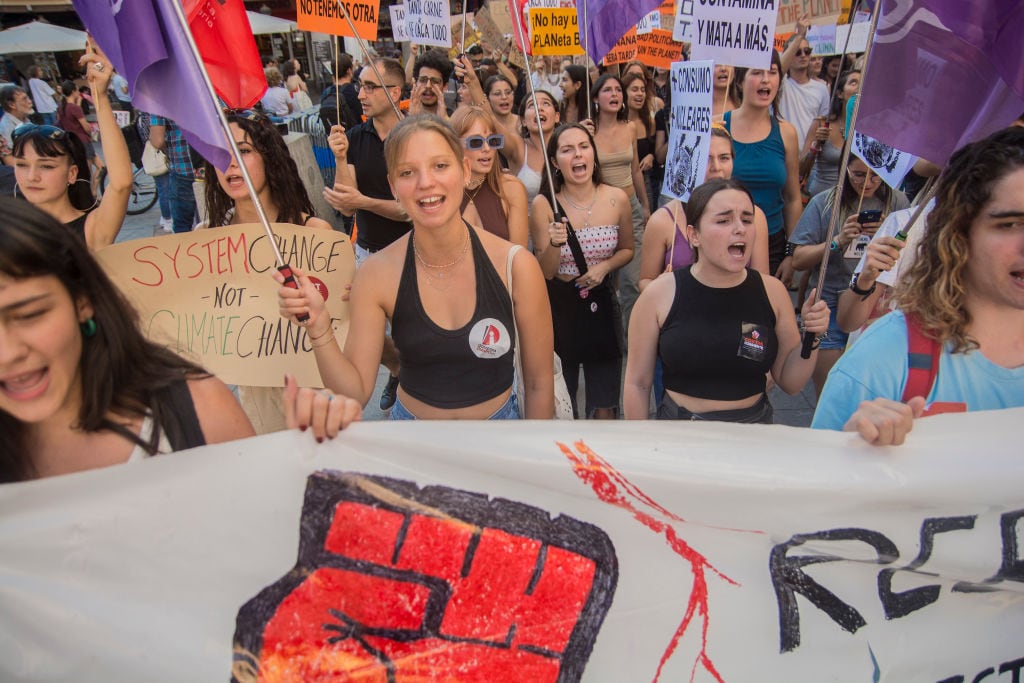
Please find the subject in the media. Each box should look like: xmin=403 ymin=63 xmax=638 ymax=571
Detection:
xmin=199 ymin=108 xmax=334 ymax=433
xmin=530 ymin=123 xmax=634 ymax=419
xmin=277 ymin=115 xmax=555 ymax=420
xmin=723 ymin=51 xmax=803 ymax=287
xmin=587 ymin=73 xmax=652 ymax=332
xmin=11 ymin=40 xmax=132 ymax=252
xmin=0 ymin=200 xmax=356 ymax=483
xmin=451 ymin=107 xmax=529 ymax=248
xmin=623 ymin=178 xmax=829 ymax=423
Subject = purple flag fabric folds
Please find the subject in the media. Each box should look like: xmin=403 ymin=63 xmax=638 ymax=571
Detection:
xmin=858 ymin=0 xmax=1024 ymax=166
xmin=73 ymin=0 xmax=231 ymax=170
xmin=577 ymin=0 xmax=664 ymax=64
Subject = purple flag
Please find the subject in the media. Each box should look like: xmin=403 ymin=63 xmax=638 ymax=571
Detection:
xmin=73 ymin=0 xmax=231 ymax=170
xmin=577 ymin=0 xmax=663 ymax=64
xmin=858 ymin=0 xmax=1024 ymax=166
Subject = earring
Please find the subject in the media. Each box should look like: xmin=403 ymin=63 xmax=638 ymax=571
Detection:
xmin=71 ymin=178 xmax=100 ymax=211
xmin=12 ymin=182 xmax=19 ymax=198
xmin=80 ymin=318 xmax=97 ymax=338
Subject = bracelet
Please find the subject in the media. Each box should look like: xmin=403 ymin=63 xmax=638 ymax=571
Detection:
xmin=550 ymin=238 xmax=566 ymax=248
xmin=800 ymin=324 xmax=824 ymax=350
xmin=307 ymin=325 xmax=333 ymax=341
xmin=310 ymin=331 xmax=337 ymax=349
xmin=849 ymin=272 xmax=877 ymax=298
xmin=784 ymin=241 xmax=795 ymax=258
xmin=829 ymin=239 xmax=840 ymax=252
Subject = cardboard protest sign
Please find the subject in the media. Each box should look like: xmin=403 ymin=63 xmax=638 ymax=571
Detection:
xmin=602 ymin=27 xmax=638 ymax=65
xmin=835 ymin=20 xmax=869 ymax=53
xmin=95 ymin=223 xmax=354 ymax=388
xmin=529 ymin=8 xmax=583 ymax=55
xmin=403 ymin=0 xmax=452 ymax=48
xmin=296 ymin=0 xmax=380 ymax=40
xmin=673 ymin=0 xmax=695 ymax=42
xmin=2 ymin=409 xmax=1022 ymax=681
xmin=661 ymin=60 xmax=713 ymax=201
xmin=806 ymin=23 xmax=837 ymax=54
xmin=636 ymin=28 xmax=684 ymax=69
xmin=389 ymin=3 xmax=409 ymax=42
xmin=776 ymin=0 xmax=843 ymax=33
xmin=691 ymin=0 xmax=778 ymax=69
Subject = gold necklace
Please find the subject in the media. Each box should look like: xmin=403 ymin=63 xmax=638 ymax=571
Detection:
xmin=413 ymin=231 xmax=471 ymax=291
xmin=465 ymin=177 xmax=486 ymax=206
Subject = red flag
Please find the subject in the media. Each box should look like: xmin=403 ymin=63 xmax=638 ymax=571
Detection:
xmin=185 ymin=0 xmax=266 ymax=108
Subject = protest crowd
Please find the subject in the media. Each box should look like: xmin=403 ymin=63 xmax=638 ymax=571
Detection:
xmin=0 ymin=0 xmax=1021 ymax=480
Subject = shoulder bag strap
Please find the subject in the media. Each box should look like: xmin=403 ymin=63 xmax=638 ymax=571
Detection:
xmin=902 ymin=313 xmax=940 ymax=403
xmin=553 ymin=196 xmax=591 ymax=277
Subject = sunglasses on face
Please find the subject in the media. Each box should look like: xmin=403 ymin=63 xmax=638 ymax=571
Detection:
xmin=12 ymin=123 xmax=67 ymax=143
xmin=463 ymin=134 xmax=504 ymax=151
xmin=796 ymin=48 xmax=814 ymax=56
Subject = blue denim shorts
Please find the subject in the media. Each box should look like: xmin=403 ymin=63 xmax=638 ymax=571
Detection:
xmin=390 ymin=392 xmax=520 ymax=420
xmin=818 ymin=304 xmax=850 ymax=351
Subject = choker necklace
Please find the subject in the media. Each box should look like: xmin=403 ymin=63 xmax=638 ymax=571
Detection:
xmin=559 ymin=187 xmax=598 ymax=230
xmin=413 ymin=231 xmax=471 ymax=291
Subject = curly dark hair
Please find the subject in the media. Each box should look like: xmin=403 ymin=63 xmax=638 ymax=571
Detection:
xmin=202 ymin=110 xmax=316 ymax=228
xmin=413 ymin=48 xmax=454 ymax=84
xmin=0 ymin=200 xmax=211 ymax=482
xmin=895 ymin=126 xmax=1024 ymax=350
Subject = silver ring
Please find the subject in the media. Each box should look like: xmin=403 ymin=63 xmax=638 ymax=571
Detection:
xmin=320 ymin=389 xmax=334 ymax=402
xmin=94 ymin=62 xmax=105 ymax=72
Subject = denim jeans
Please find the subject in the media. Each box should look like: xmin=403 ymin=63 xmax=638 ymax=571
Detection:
xmin=390 ymin=392 xmax=520 ymax=420
xmin=155 ymin=171 xmax=172 ymax=220
xmin=39 ymin=112 xmax=57 ymax=126
xmin=170 ymin=173 xmax=196 ymax=233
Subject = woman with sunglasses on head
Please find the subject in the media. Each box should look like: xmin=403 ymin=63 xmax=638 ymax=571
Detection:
xmin=624 ymin=178 xmax=829 ymax=422
xmin=450 ymin=107 xmax=529 ymax=248
xmin=278 ymin=115 xmax=554 ymax=420
xmin=530 ymin=123 xmax=634 ymax=419
xmin=724 ymin=51 xmax=803 ymax=287
xmin=0 ymin=200 xmax=359 ymax=483
xmin=790 ymin=158 xmax=909 ymax=397
xmin=12 ymin=43 xmax=131 ymax=251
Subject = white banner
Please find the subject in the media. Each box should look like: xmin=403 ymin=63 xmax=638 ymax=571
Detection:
xmin=673 ymin=0 xmax=695 ymax=42
xmin=835 ymin=20 xmax=870 ymax=53
xmin=690 ymin=0 xmax=778 ymax=69
xmin=806 ymin=23 xmax=837 ymax=55
xmin=637 ymin=9 xmax=660 ymax=35
xmin=852 ymin=131 xmax=919 ymax=192
xmin=390 ymin=3 xmax=410 ymax=42
xmin=661 ymin=60 xmax=713 ymax=202
xmin=3 ymin=410 xmax=1021 ymax=681
xmin=403 ymin=0 xmax=452 ymax=48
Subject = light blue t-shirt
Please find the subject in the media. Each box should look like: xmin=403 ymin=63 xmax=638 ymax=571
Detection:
xmin=812 ymin=310 xmax=1024 ymax=430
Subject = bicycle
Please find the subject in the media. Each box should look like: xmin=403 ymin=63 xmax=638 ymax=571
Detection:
xmin=96 ymin=163 xmax=159 ymax=215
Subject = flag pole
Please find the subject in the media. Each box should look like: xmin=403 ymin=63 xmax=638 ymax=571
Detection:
xmin=582 ymin=0 xmax=592 ymax=120
xmin=164 ymin=0 xmax=301 ymax=289
xmin=460 ymin=0 xmax=468 ymax=54
xmin=332 ymin=36 xmax=341 ymax=128
xmin=799 ymin=0 xmax=883 ymax=359
xmin=332 ymin=0 xmax=403 ymax=120
xmin=510 ymin=0 xmax=559 ymax=212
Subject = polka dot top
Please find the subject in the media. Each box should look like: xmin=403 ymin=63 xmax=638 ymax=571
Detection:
xmin=557 ymin=224 xmax=620 ymax=277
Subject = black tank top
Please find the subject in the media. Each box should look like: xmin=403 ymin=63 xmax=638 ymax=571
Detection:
xmin=391 ymin=225 xmax=515 ymax=409
xmin=64 ymin=211 xmax=89 ymax=242
xmin=659 ymin=267 xmax=777 ymax=400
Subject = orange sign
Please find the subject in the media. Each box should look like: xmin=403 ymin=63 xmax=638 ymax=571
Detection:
xmin=602 ymin=28 xmax=638 ymax=65
xmin=296 ymin=0 xmax=379 ymax=40
xmin=774 ymin=31 xmax=794 ymax=53
xmin=636 ymin=29 xmax=683 ymax=69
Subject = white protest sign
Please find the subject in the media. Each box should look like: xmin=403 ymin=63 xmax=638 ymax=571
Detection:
xmin=673 ymin=0 xmax=695 ymax=42
xmin=835 ymin=20 xmax=869 ymax=53
xmin=637 ymin=9 xmax=660 ymax=35
xmin=389 ymin=3 xmax=409 ymax=42
xmin=403 ymin=0 xmax=452 ymax=48
xmin=806 ymin=23 xmax=836 ymax=55
xmin=662 ymin=60 xmax=713 ymax=201
xmin=1 ymin=411 xmax=1022 ymax=681
xmin=852 ymin=131 xmax=919 ymax=192
xmin=691 ymin=0 xmax=778 ymax=69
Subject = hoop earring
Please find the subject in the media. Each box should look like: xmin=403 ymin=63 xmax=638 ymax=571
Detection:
xmin=70 ymin=178 xmax=100 ymax=212
xmin=12 ymin=182 xmax=19 ymax=198
xmin=80 ymin=318 xmax=98 ymax=338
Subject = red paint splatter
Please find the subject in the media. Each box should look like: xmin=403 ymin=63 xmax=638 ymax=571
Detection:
xmin=558 ymin=440 xmax=738 ymax=683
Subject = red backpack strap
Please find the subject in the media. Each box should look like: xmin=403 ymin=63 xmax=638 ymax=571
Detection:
xmin=902 ymin=313 xmax=941 ymax=403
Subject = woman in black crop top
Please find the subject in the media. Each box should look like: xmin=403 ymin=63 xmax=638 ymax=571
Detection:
xmin=277 ymin=115 xmax=555 ymax=420
xmin=623 ymin=178 xmax=829 ymax=423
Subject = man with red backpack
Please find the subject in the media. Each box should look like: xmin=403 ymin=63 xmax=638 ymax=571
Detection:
xmin=812 ymin=127 xmax=1024 ymax=444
